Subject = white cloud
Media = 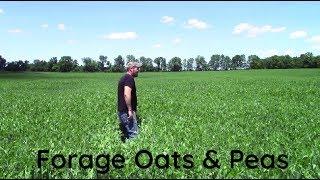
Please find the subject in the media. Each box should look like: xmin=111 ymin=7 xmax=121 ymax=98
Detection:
xmin=102 ymin=32 xmax=138 ymax=40
xmin=232 ymin=23 xmax=251 ymax=34
xmin=283 ymin=49 xmax=295 ymax=56
xmin=290 ymin=30 xmax=307 ymax=39
xmin=0 ymin=9 xmax=4 ymax=14
xmin=8 ymin=29 xmax=22 ymax=33
xmin=67 ymin=40 xmax=77 ymax=45
xmin=308 ymin=35 xmax=320 ymax=44
xmin=311 ymin=45 xmax=320 ymax=51
xmin=58 ymin=23 xmax=65 ymax=31
xmin=185 ymin=18 xmax=209 ymax=30
xmin=260 ymin=49 xmax=279 ymax=58
xmin=97 ymin=48 xmax=103 ymax=54
xmin=270 ymin=27 xmax=286 ymax=32
xmin=153 ymin=44 xmax=161 ymax=48
xmin=173 ymin=38 xmax=182 ymax=44
xmin=41 ymin=24 xmax=49 ymax=29
xmin=233 ymin=23 xmax=286 ymax=38
xmin=161 ymin=16 xmax=174 ymax=24
xmin=256 ymin=49 xmax=305 ymax=58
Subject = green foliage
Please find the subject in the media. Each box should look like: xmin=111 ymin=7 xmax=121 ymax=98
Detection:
xmin=186 ymin=58 xmax=194 ymax=71
xmin=31 ymin=59 xmax=49 ymax=72
xmin=168 ymin=57 xmax=182 ymax=71
xmin=231 ymin=55 xmax=246 ymax=70
xmin=209 ymin=54 xmax=220 ymax=70
xmin=113 ymin=55 xmax=125 ymax=72
xmin=195 ymin=55 xmax=208 ymax=71
xmin=126 ymin=55 xmax=137 ymax=64
xmin=0 ymin=69 xmax=319 ymax=178
xmin=58 ymin=56 xmax=76 ymax=72
xmin=145 ymin=58 xmax=154 ymax=72
xmin=249 ymin=55 xmax=261 ymax=69
xmin=98 ymin=55 xmax=108 ymax=72
xmin=160 ymin=57 xmax=167 ymax=71
xmin=249 ymin=52 xmax=320 ymax=69
xmin=82 ymin=57 xmax=99 ymax=72
xmin=48 ymin=57 xmax=58 ymax=72
xmin=0 ymin=52 xmax=320 ymax=73
xmin=222 ymin=55 xmax=232 ymax=70
xmin=139 ymin=56 xmax=154 ymax=72
xmin=0 ymin=55 xmax=6 ymax=71
xmin=154 ymin=57 xmax=165 ymax=71
xmin=4 ymin=60 xmax=28 ymax=71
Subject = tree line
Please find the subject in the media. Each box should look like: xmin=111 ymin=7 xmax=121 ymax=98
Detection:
xmin=0 ymin=52 xmax=319 ymax=72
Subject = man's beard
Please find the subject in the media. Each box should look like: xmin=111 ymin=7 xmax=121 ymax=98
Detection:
xmin=133 ymin=72 xmax=138 ymax=77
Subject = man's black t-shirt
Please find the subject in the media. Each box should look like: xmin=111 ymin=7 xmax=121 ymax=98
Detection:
xmin=117 ymin=73 xmax=137 ymax=112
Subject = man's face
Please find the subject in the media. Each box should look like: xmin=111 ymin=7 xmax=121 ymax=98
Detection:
xmin=130 ymin=66 xmax=140 ymax=77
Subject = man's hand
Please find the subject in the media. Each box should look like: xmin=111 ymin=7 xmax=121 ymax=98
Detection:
xmin=128 ymin=110 xmax=133 ymax=119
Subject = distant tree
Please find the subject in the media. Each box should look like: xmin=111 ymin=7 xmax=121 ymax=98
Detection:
xmin=31 ymin=59 xmax=48 ymax=71
xmin=209 ymin=54 xmax=220 ymax=70
xmin=0 ymin=55 xmax=6 ymax=71
xmin=248 ymin=55 xmax=261 ymax=69
xmin=5 ymin=60 xmax=28 ymax=71
xmin=58 ymin=56 xmax=74 ymax=72
xmin=98 ymin=55 xmax=108 ymax=71
xmin=168 ymin=57 xmax=182 ymax=71
xmin=291 ymin=56 xmax=303 ymax=68
xmin=139 ymin=56 xmax=147 ymax=72
xmin=240 ymin=55 xmax=246 ymax=68
xmin=248 ymin=55 xmax=259 ymax=65
xmin=241 ymin=55 xmax=250 ymax=69
xmin=4 ymin=52 xmax=318 ymax=73
xmin=231 ymin=54 xmax=245 ymax=70
xmin=182 ymin=59 xmax=187 ymax=71
xmin=195 ymin=55 xmax=208 ymax=71
xmin=72 ymin=59 xmax=80 ymax=72
xmin=145 ymin=57 xmax=154 ymax=71
xmin=218 ymin=55 xmax=229 ymax=71
xmin=154 ymin=57 xmax=165 ymax=71
xmin=52 ymin=65 xmax=59 ymax=72
xmin=263 ymin=57 xmax=271 ymax=69
xmin=223 ymin=55 xmax=232 ymax=70
xmin=112 ymin=55 xmax=125 ymax=72
xmin=105 ymin=61 xmax=112 ymax=72
xmin=268 ymin=55 xmax=284 ymax=69
xmin=283 ymin=55 xmax=293 ymax=68
xmin=48 ymin=57 xmax=58 ymax=72
xmin=315 ymin=55 xmax=320 ymax=68
xmin=126 ymin=55 xmax=138 ymax=64
xmin=251 ymin=59 xmax=264 ymax=69
xmin=22 ymin=60 xmax=29 ymax=71
xmin=5 ymin=62 xmax=16 ymax=71
xmin=160 ymin=57 xmax=167 ymax=71
xmin=186 ymin=58 xmax=194 ymax=71
xmin=300 ymin=52 xmax=315 ymax=68
xmin=138 ymin=56 xmax=154 ymax=71
xmin=83 ymin=57 xmax=99 ymax=72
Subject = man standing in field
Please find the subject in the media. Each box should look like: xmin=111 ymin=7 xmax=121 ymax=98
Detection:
xmin=117 ymin=61 xmax=142 ymax=141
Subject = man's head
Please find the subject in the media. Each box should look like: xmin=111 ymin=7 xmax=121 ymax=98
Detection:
xmin=126 ymin=61 xmax=142 ymax=77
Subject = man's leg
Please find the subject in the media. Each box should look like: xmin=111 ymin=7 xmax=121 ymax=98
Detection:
xmin=118 ymin=112 xmax=129 ymax=140
xmin=118 ymin=112 xmax=138 ymax=140
xmin=127 ymin=112 xmax=138 ymax=139
xmin=118 ymin=123 xmax=126 ymax=142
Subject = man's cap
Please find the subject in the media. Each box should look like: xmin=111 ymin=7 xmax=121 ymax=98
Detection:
xmin=126 ymin=61 xmax=142 ymax=68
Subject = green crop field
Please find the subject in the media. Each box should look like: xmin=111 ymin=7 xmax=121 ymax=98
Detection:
xmin=0 ymin=69 xmax=319 ymax=179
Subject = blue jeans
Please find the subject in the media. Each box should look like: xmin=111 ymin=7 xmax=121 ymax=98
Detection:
xmin=118 ymin=112 xmax=138 ymax=139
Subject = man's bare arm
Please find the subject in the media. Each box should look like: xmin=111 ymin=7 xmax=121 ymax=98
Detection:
xmin=124 ymin=86 xmax=133 ymax=112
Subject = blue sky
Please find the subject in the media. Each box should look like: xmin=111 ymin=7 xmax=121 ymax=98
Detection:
xmin=1 ymin=1 xmax=320 ymax=64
